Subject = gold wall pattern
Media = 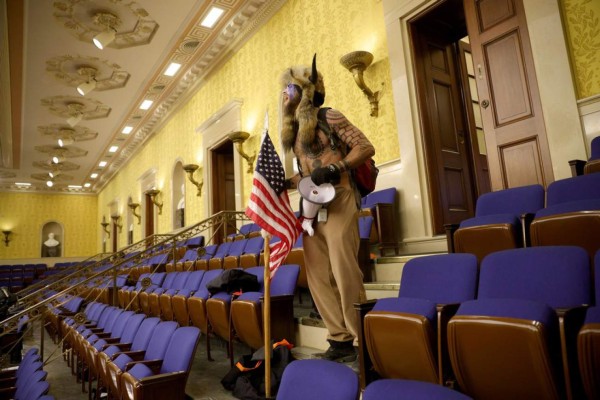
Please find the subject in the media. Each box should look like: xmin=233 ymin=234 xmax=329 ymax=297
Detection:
xmin=0 ymin=192 xmax=97 ymax=259
xmin=562 ymin=0 xmax=600 ymax=99
xmin=98 ymin=0 xmax=398 ymax=249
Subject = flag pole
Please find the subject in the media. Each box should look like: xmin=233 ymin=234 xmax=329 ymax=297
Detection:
xmin=263 ymin=232 xmax=272 ymax=399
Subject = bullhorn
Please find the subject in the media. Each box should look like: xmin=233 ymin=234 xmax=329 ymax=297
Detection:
xmin=298 ymin=177 xmax=335 ymax=236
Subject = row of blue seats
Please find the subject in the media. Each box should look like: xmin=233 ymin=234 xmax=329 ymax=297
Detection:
xmin=0 ymin=347 xmax=54 ymax=400
xmin=59 ymin=303 xmax=200 ymax=400
xmin=357 ymin=246 xmax=600 ymax=400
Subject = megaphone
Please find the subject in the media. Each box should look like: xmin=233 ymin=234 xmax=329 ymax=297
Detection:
xmin=298 ymin=177 xmax=335 ymax=236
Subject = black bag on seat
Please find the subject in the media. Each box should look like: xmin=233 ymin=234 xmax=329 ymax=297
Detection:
xmin=206 ymin=269 xmax=260 ymax=295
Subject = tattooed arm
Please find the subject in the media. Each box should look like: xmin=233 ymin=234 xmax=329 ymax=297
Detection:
xmin=326 ymin=109 xmax=375 ymax=172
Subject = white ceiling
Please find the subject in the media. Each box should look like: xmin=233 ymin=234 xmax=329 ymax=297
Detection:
xmin=0 ymin=0 xmax=284 ymax=193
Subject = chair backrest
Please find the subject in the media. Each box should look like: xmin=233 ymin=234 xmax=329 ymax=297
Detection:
xmin=277 ymin=359 xmax=359 ymax=400
xmin=181 ymin=248 xmax=198 ymax=262
xmin=475 ymin=184 xmax=544 ymax=217
xmin=144 ymin=321 xmax=179 ymax=360
xmin=131 ymin=317 xmax=161 ymax=351
xmin=171 ymin=271 xmax=192 ymax=290
xmin=478 ymin=246 xmax=591 ymax=308
xmin=243 ymin=236 xmax=265 ymax=255
xmin=109 ymin=310 xmax=135 ymax=338
xmin=199 ymin=244 xmax=218 ymax=260
xmin=21 ymin=377 xmax=50 ymax=400
xmin=193 ymin=269 xmax=224 ymax=299
xmin=160 ymin=272 xmax=178 ymax=289
xmin=213 ymin=241 xmax=233 ymax=258
xmin=160 ymin=327 xmax=200 ymax=373
xmin=186 ymin=236 xmax=205 ymax=248
xmin=227 ymin=239 xmax=248 ymax=257
xmin=546 ymin=173 xmax=600 ymax=206
xmin=595 ymin=250 xmax=600 ymax=305
xmin=271 ymin=265 xmax=300 ymax=296
xmin=182 ymin=270 xmax=204 ymax=290
xmin=359 ymin=216 xmax=373 ymax=240
xmin=399 ymin=253 xmax=478 ymax=304
xmin=590 ymin=136 xmax=600 ymax=160
xmin=364 ymin=188 xmax=396 ymax=208
xmin=118 ymin=313 xmax=146 ymax=344
xmin=240 ymin=223 xmax=260 ymax=235
xmin=245 ymin=266 xmax=266 ymax=292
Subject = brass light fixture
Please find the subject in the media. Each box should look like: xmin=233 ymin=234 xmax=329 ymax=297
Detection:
xmin=100 ymin=216 xmax=110 ymax=238
xmin=339 ymin=51 xmax=383 ymax=117
xmin=93 ymin=12 xmax=120 ymax=50
xmin=2 ymin=230 xmax=11 ymax=247
xmin=128 ymin=202 xmax=141 ymax=224
xmin=66 ymin=102 xmax=85 ymax=127
xmin=183 ymin=164 xmax=203 ymax=196
xmin=145 ymin=189 xmax=163 ymax=214
xmin=76 ymin=66 xmax=98 ymax=96
xmin=228 ymin=131 xmax=256 ymax=174
xmin=111 ymin=214 xmax=123 ymax=233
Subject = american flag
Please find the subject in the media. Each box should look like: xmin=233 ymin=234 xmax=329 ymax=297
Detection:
xmin=245 ymin=132 xmax=301 ymax=277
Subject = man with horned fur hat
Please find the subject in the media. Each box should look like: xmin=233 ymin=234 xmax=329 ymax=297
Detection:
xmin=282 ymin=55 xmax=375 ymax=362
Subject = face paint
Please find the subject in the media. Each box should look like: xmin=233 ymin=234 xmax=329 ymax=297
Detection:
xmin=285 ymin=83 xmax=302 ymax=102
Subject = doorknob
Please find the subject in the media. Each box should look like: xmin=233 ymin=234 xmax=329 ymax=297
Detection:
xmin=481 ymin=99 xmax=490 ymax=109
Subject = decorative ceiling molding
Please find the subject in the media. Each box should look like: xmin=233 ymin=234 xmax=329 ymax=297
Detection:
xmin=34 ymin=145 xmax=88 ymax=158
xmin=41 ymin=95 xmax=111 ymax=120
xmin=38 ymin=124 xmax=98 ymax=142
xmin=33 ymin=160 xmax=80 ymax=172
xmin=52 ymin=0 xmax=158 ymax=49
xmin=96 ymin=0 xmax=287 ymax=190
xmin=46 ymin=55 xmax=129 ymax=91
xmin=0 ymin=171 xmax=16 ymax=179
xmin=31 ymin=172 xmax=73 ymax=182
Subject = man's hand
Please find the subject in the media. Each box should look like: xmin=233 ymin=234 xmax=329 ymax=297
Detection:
xmin=311 ymin=164 xmax=341 ymax=185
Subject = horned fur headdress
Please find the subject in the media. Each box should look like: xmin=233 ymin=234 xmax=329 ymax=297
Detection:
xmin=280 ymin=54 xmax=325 ymax=152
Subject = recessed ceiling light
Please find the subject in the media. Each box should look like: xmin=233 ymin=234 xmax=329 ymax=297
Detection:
xmin=164 ymin=62 xmax=181 ymax=76
xmin=109 ymin=146 xmax=119 ymax=153
xmin=99 ymin=161 xmax=107 ymax=167
xmin=140 ymin=100 xmax=153 ymax=110
xmin=84 ymin=183 xmax=91 ymax=188
xmin=201 ymin=7 xmax=224 ymax=28
xmin=90 ymin=173 xmax=99 ymax=179
xmin=15 ymin=182 xmax=31 ymax=186
xmin=122 ymin=126 xmax=133 ymax=134
xmin=46 ymin=180 xmax=54 ymax=187
xmin=68 ymin=185 xmax=82 ymax=189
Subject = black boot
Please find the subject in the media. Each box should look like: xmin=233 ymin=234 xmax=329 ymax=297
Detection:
xmin=314 ymin=339 xmax=357 ymax=363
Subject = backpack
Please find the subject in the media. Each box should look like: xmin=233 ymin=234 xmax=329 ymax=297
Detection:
xmin=317 ymin=108 xmax=378 ymax=197
xmin=206 ymin=269 xmax=260 ymax=295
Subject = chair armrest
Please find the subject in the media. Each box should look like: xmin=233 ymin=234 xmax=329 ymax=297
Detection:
xmin=354 ymin=299 xmax=378 ymax=390
xmin=520 ymin=213 xmax=536 ymax=247
xmin=436 ymin=303 xmax=461 ymax=385
xmin=556 ymin=305 xmax=589 ymax=400
xmin=444 ymin=224 xmax=460 ymax=253
xmin=113 ymin=350 xmax=146 ymax=361
xmin=124 ymin=359 xmax=163 ymax=373
xmin=106 ymin=343 xmax=132 ymax=355
xmin=122 ymin=370 xmax=188 ymax=400
xmin=568 ymin=159 xmax=586 ymax=177
xmin=100 ymin=337 xmax=122 ymax=345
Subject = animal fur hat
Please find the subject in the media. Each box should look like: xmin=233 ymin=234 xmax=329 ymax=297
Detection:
xmin=280 ymin=54 xmax=325 ymax=152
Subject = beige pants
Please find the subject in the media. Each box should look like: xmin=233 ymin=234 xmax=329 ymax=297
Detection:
xmin=303 ymin=186 xmax=366 ymax=343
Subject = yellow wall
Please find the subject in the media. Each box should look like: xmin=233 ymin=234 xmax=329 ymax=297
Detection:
xmin=0 ymin=192 xmax=97 ymax=259
xmin=98 ymin=0 xmax=398 ymax=250
xmin=562 ymin=0 xmax=600 ymax=99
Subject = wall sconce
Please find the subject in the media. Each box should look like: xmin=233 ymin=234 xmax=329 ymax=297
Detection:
xmin=228 ymin=131 xmax=256 ymax=174
xmin=145 ymin=189 xmax=163 ymax=215
xmin=2 ymin=230 xmax=11 ymax=247
xmin=183 ymin=164 xmax=203 ymax=197
xmin=340 ymin=51 xmax=383 ymax=117
xmin=92 ymin=12 xmax=120 ymax=50
xmin=76 ymin=66 xmax=97 ymax=96
xmin=111 ymin=214 xmax=123 ymax=233
xmin=128 ymin=202 xmax=141 ymax=224
xmin=100 ymin=216 xmax=110 ymax=238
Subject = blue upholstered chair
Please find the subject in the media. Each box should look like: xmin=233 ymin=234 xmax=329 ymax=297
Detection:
xmin=530 ymin=173 xmax=600 ymax=259
xmin=239 ymin=236 xmax=265 ymax=268
xmin=577 ymin=249 xmax=600 ymax=400
xmin=451 ymin=184 xmax=544 ymax=262
xmin=159 ymin=270 xmax=205 ymax=321
xmin=363 ymin=379 xmax=472 ymax=400
xmin=361 ymin=253 xmax=477 ymax=386
xmin=120 ymin=327 xmax=201 ymax=400
xmin=277 ymin=359 xmax=359 ymax=400
xmin=105 ymin=321 xmax=178 ymax=399
xmin=362 ymin=187 xmax=398 ymax=255
xmin=448 ymin=246 xmax=591 ymax=400
xmin=231 ymin=264 xmax=300 ymax=350
xmin=570 ymin=135 xmax=600 ymax=175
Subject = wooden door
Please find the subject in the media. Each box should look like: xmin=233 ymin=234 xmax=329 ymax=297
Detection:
xmin=411 ymin=21 xmax=476 ymax=233
xmin=211 ymin=140 xmax=236 ymax=242
xmin=464 ymin=0 xmax=553 ymax=189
